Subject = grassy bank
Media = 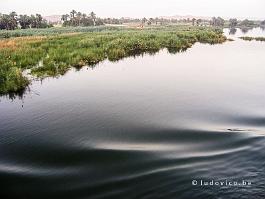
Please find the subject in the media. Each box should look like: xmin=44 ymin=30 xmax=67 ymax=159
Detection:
xmin=239 ymin=36 xmax=265 ymax=41
xmin=0 ymin=26 xmax=226 ymax=95
xmin=0 ymin=26 xmax=122 ymax=39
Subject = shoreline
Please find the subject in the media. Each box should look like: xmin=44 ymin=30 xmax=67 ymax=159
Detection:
xmin=0 ymin=26 xmax=226 ymax=95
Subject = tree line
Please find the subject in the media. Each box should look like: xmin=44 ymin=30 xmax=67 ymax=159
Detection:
xmin=61 ymin=10 xmax=104 ymax=26
xmin=211 ymin=17 xmax=263 ymax=28
xmin=0 ymin=12 xmax=52 ymax=30
xmin=1 ymin=11 xmax=264 ymax=30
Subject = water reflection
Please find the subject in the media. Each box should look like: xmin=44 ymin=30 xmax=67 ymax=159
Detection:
xmin=224 ymin=27 xmax=265 ymax=38
xmin=0 ymin=46 xmax=190 ymax=100
xmin=240 ymin=27 xmax=252 ymax=34
xmin=0 ymin=88 xmax=27 ymax=101
xmin=228 ymin=28 xmax=237 ymax=35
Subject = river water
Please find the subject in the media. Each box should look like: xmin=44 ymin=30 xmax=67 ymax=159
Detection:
xmin=0 ymin=28 xmax=265 ymax=199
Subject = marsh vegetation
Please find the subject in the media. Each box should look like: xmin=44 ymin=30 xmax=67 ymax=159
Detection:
xmin=239 ymin=36 xmax=265 ymax=41
xmin=0 ymin=26 xmax=226 ymax=94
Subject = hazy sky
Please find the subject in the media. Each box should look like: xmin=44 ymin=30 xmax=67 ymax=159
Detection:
xmin=1 ymin=0 xmax=264 ymax=19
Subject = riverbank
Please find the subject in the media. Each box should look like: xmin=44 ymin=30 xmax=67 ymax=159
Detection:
xmin=0 ymin=26 xmax=226 ymax=95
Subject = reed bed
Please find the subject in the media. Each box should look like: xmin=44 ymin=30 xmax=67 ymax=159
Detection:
xmin=239 ymin=36 xmax=265 ymax=41
xmin=0 ymin=26 xmax=121 ymax=39
xmin=0 ymin=26 xmax=226 ymax=94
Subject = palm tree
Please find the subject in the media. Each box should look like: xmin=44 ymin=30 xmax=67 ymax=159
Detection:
xmin=90 ymin=11 xmax=96 ymax=26
xmin=76 ymin=12 xmax=82 ymax=26
xmin=61 ymin=14 xmax=68 ymax=22
xmin=61 ymin=14 xmax=70 ymax=26
xmin=196 ymin=19 xmax=202 ymax=26
xmin=192 ymin=18 xmax=196 ymax=26
xmin=36 ymin=14 xmax=42 ymax=28
xmin=142 ymin=17 xmax=147 ymax=25
xmin=211 ymin=17 xmax=225 ymax=27
xmin=1 ymin=14 xmax=10 ymax=29
xmin=155 ymin=17 xmax=159 ymax=25
xmin=149 ymin=18 xmax=154 ymax=25
xmin=9 ymin=11 xmax=18 ymax=30
xmin=70 ymin=10 xmax=77 ymax=19
xmin=229 ymin=18 xmax=238 ymax=27
xmin=18 ymin=14 xmax=31 ymax=29
xmin=30 ymin=14 xmax=37 ymax=28
xmin=70 ymin=10 xmax=77 ymax=26
xmin=9 ymin=11 xmax=17 ymax=19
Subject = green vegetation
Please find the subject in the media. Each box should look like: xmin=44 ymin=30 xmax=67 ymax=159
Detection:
xmin=239 ymin=19 xmax=256 ymax=27
xmin=0 ymin=12 xmax=52 ymax=30
xmin=0 ymin=26 xmax=226 ymax=95
xmin=210 ymin=17 xmax=225 ymax=27
xmin=0 ymin=26 xmax=121 ymax=38
xmin=229 ymin=18 xmax=238 ymax=28
xmin=62 ymin=10 xmax=104 ymax=27
xmin=0 ymin=67 xmax=29 ymax=94
xmin=239 ymin=36 xmax=265 ymax=41
xmin=226 ymin=18 xmax=261 ymax=29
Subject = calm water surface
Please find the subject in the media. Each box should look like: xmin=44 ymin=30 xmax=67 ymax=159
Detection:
xmin=0 ymin=28 xmax=265 ymax=199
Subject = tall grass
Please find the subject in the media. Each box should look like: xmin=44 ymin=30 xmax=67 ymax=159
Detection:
xmin=0 ymin=26 xmax=226 ymax=94
xmin=0 ymin=26 xmax=123 ymax=39
xmin=0 ymin=67 xmax=29 ymax=94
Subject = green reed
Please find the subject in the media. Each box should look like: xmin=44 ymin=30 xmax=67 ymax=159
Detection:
xmin=0 ymin=26 xmax=226 ymax=94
